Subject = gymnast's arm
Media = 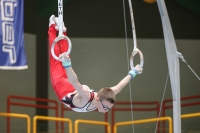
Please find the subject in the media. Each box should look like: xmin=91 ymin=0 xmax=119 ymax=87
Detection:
xmin=61 ymin=56 xmax=90 ymax=98
xmin=110 ymin=75 xmax=131 ymax=95
xmin=110 ymin=64 xmax=142 ymax=95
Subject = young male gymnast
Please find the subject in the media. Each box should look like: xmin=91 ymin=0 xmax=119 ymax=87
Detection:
xmin=48 ymin=15 xmax=143 ymax=113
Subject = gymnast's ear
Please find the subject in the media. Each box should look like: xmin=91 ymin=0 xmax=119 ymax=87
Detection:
xmin=96 ymin=96 xmax=100 ymax=101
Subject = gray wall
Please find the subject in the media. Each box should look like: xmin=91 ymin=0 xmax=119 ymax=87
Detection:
xmin=0 ymin=0 xmax=200 ymax=132
xmin=48 ymin=38 xmax=200 ymax=133
xmin=0 ymin=33 xmax=36 ymax=133
xmin=0 ymin=36 xmax=199 ymax=132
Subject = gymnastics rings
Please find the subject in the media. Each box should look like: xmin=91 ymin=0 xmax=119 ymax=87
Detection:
xmin=51 ymin=0 xmax=72 ymax=61
xmin=130 ymin=48 xmax=144 ymax=74
xmin=127 ymin=0 xmax=144 ymax=73
xmin=51 ymin=34 xmax=72 ymax=61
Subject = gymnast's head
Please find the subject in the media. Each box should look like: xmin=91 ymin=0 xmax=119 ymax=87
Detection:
xmin=96 ymin=87 xmax=115 ymax=113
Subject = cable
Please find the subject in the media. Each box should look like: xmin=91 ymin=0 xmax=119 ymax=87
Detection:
xmin=122 ymin=0 xmax=135 ymax=133
xmin=177 ymin=52 xmax=200 ymax=80
xmin=154 ymin=73 xmax=169 ymax=133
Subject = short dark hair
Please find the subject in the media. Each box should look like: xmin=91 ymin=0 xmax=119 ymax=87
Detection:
xmin=97 ymin=87 xmax=115 ymax=104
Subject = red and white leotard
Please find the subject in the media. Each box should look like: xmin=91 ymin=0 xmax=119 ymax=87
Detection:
xmin=48 ymin=24 xmax=96 ymax=112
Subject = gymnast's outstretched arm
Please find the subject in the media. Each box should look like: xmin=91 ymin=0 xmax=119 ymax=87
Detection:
xmin=111 ymin=65 xmax=142 ymax=95
xmin=59 ymin=54 xmax=90 ymax=98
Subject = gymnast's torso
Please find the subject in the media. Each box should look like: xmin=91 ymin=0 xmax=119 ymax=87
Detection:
xmin=61 ymin=85 xmax=97 ymax=112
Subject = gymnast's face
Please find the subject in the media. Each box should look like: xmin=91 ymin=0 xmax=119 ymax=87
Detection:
xmin=97 ymin=99 xmax=114 ymax=113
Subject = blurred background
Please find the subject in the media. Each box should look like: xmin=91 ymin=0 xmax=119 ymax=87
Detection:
xmin=0 ymin=0 xmax=200 ymax=133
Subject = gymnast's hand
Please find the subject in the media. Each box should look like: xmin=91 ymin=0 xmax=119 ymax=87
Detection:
xmin=128 ymin=64 xmax=143 ymax=79
xmin=59 ymin=52 xmax=72 ymax=68
xmin=135 ymin=64 xmax=143 ymax=74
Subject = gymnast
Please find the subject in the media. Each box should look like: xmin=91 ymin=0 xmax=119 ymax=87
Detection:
xmin=48 ymin=15 xmax=143 ymax=113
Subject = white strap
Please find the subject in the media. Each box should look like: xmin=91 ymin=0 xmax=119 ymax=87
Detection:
xmin=51 ymin=0 xmax=72 ymax=61
xmin=58 ymin=0 xmax=63 ymax=35
xmin=127 ymin=0 xmax=144 ymax=70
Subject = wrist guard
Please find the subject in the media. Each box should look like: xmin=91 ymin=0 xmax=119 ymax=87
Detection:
xmin=128 ymin=69 xmax=138 ymax=79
